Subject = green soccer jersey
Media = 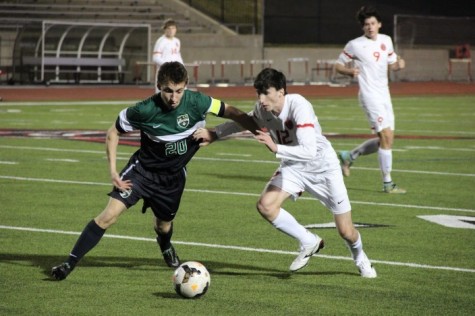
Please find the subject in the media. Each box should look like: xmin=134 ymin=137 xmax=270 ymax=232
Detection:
xmin=116 ymin=90 xmax=224 ymax=173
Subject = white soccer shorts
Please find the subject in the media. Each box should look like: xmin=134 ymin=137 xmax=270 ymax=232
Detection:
xmin=267 ymin=165 xmax=351 ymax=215
xmin=359 ymin=94 xmax=395 ymax=133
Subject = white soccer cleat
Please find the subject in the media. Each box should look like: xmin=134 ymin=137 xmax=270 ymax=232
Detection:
xmin=289 ymin=236 xmax=325 ymax=272
xmin=356 ymin=253 xmax=377 ymax=278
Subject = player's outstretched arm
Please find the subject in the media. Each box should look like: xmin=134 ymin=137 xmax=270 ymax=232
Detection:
xmin=222 ymin=104 xmax=259 ymax=135
xmin=194 ymin=103 xmax=259 ymax=146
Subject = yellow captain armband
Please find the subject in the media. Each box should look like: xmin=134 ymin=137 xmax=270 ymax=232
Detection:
xmin=209 ymin=98 xmax=225 ymax=117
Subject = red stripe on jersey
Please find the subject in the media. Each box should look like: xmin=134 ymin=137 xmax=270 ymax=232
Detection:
xmin=343 ymin=51 xmax=353 ymax=59
xmin=296 ymin=123 xmax=314 ymax=128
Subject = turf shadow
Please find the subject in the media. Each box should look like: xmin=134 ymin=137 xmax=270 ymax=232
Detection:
xmin=0 ymin=253 xmax=355 ymax=282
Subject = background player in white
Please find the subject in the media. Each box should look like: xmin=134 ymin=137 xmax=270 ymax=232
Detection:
xmin=335 ymin=5 xmax=406 ymax=194
xmin=194 ymin=68 xmax=377 ymax=278
xmin=153 ymin=19 xmax=184 ymax=93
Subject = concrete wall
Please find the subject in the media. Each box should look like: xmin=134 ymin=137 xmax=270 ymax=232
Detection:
xmin=2 ymin=29 xmax=473 ymax=84
xmin=179 ymin=34 xmax=474 ymax=84
xmin=178 ymin=34 xmax=263 ymax=84
xmin=263 ymin=46 xmax=472 ymax=83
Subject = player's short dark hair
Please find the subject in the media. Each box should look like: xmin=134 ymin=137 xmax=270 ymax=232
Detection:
xmin=162 ymin=18 xmax=177 ymax=30
xmin=157 ymin=62 xmax=188 ymax=86
xmin=254 ymin=68 xmax=287 ymax=95
xmin=356 ymin=5 xmax=381 ymax=26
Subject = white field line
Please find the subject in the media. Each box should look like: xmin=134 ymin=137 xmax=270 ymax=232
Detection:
xmin=0 ymin=175 xmax=474 ymax=213
xmin=0 ymin=145 xmax=113 ymax=155
xmin=45 ymin=158 xmax=80 ymax=163
xmin=347 ymin=166 xmax=475 ymax=177
xmin=216 ymin=152 xmax=252 ymax=157
xmin=324 ymin=126 xmax=475 ymax=136
xmin=1 ymin=145 xmax=473 ymax=177
xmin=0 ymin=224 xmax=474 ymax=274
xmin=404 ymin=146 xmax=475 ymax=152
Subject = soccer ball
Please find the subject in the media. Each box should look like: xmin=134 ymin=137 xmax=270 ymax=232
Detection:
xmin=172 ymin=261 xmax=210 ymax=299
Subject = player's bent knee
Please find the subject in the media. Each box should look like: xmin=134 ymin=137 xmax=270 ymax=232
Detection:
xmin=340 ymin=228 xmax=359 ymax=243
xmin=95 ymin=206 xmax=125 ymax=229
xmin=94 ymin=217 xmax=117 ymax=229
xmin=256 ymin=197 xmax=273 ymax=212
xmin=154 ymin=220 xmax=172 ymax=234
xmin=256 ymin=201 xmax=277 ymax=221
xmin=335 ymin=222 xmax=356 ymax=240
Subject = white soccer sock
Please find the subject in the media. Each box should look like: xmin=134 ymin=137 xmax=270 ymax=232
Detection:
xmin=378 ymin=148 xmax=393 ymax=183
xmin=346 ymin=232 xmax=364 ymax=262
xmin=272 ymin=208 xmax=317 ymax=247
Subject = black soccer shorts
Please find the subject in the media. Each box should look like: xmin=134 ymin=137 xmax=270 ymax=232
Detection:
xmin=108 ymin=158 xmax=186 ymax=222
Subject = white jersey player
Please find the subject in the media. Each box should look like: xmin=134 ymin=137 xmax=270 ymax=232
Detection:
xmin=335 ymin=5 xmax=406 ymax=193
xmin=335 ymin=6 xmax=406 ymax=193
xmin=193 ymin=68 xmax=377 ymax=278
xmin=153 ymin=19 xmax=184 ymax=93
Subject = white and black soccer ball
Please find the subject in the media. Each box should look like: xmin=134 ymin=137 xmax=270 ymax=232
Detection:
xmin=172 ymin=261 xmax=210 ymax=299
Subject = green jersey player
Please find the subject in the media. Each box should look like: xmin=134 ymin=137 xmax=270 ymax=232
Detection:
xmin=51 ymin=62 xmax=256 ymax=280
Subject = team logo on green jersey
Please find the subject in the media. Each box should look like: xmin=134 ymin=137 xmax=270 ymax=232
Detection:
xmin=177 ymin=114 xmax=190 ymax=128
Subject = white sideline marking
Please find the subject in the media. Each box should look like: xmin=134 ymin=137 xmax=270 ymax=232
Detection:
xmin=351 ymin=166 xmax=475 ymax=177
xmin=0 ymin=175 xmax=474 ymax=213
xmin=216 ymin=152 xmax=252 ymax=157
xmin=0 ymin=224 xmax=474 ymax=274
xmin=45 ymin=158 xmax=79 ymax=163
xmin=0 ymin=145 xmax=108 ymax=155
xmin=0 ymin=161 xmax=18 ymax=165
xmin=405 ymin=146 xmax=475 ymax=152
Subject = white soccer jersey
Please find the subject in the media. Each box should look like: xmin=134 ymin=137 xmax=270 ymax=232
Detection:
xmin=216 ymin=94 xmax=340 ymax=173
xmin=337 ymin=34 xmax=397 ymax=100
xmin=152 ymin=35 xmax=183 ymax=67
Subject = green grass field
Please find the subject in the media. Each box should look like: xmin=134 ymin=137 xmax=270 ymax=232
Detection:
xmin=1 ymin=93 xmax=474 ymax=315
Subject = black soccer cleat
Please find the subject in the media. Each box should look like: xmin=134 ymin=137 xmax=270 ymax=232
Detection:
xmin=162 ymin=245 xmax=180 ymax=268
xmin=51 ymin=262 xmax=72 ymax=280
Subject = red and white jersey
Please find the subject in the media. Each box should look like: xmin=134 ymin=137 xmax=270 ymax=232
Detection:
xmin=337 ymin=34 xmax=397 ymax=99
xmin=152 ymin=35 xmax=183 ymax=67
xmin=252 ymin=94 xmax=339 ymax=173
xmin=215 ymin=94 xmax=339 ymax=172
xmin=242 ymin=94 xmax=339 ymax=173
